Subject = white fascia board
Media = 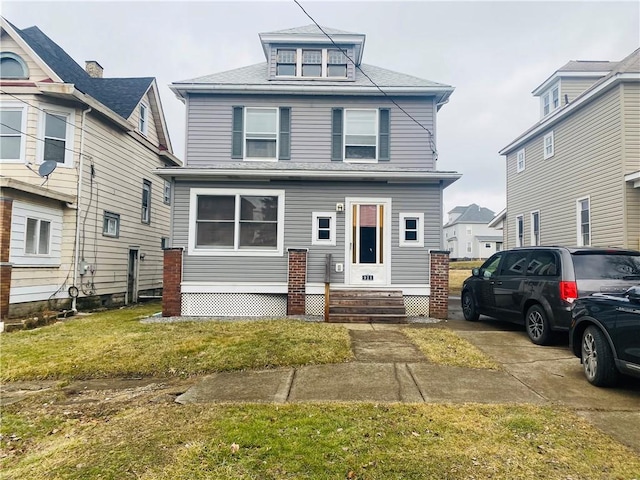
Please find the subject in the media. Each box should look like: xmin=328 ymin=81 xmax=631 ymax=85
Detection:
xmin=625 ymin=170 xmax=640 ymax=188
xmin=0 ymin=177 xmax=76 ymax=204
xmin=487 ymin=208 xmax=506 ymax=228
xmin=156 ymin=167 xmax=461 ymax=184
xmin=531 ymin=70 xmax=611 ymax=96
xmin=500 ymin=72 xmax=640 ymax=155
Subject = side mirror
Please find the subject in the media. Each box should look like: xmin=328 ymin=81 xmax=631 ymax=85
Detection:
xmin=626 ymin=285 xmax=640 ymax=304
xmin=472 ymin=268 xmax=480 ymax=277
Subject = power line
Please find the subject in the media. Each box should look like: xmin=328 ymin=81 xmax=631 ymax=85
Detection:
xmin=292 ymin=0 xmax=438 ymax=155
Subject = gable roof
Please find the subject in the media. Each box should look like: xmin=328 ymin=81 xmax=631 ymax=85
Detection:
xmin=501 ymin=48 xmax=640 ymax=155
xmin=444 ymin=204 xmax=496 ymax=226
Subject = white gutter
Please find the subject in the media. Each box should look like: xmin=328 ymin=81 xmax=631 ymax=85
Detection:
xmin=72 ymin=106 xmax=91 ymax=312
xmin=500 ymin=72 xmax=640 ymax=155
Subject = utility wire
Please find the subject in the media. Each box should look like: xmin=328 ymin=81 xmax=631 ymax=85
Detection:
xmin=293 ymin=0 xmax=438 ymax=155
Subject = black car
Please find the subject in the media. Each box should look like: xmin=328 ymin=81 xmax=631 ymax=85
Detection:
xmin=570 ymin=286 xmax=640 ymax=387
xmin=461 ymin=247 xmax=640 ymax=345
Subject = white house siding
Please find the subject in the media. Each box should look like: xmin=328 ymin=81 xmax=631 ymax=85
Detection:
xmin=506 ymin=86 xmax=625 ymax=248
xmin=185 ymin=95 xmax=436 ymax=169
xmin=172 ymin=180 xmax=442 ymax=286
xmin=128 ymin=90 xmax=161 ymax=147
xmin=74 ymin=113 xmax=170 ymax=297
xmin=444 ymin=223 xmax=500 ymax=259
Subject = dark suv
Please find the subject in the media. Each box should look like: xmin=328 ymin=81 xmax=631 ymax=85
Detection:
xmin=461 ymin=247 xmax=640 ymax=345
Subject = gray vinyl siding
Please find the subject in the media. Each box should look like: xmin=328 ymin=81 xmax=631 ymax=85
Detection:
xmin=185 ymin=94 xmax=436 ymax=169
xmin=173 ymin=180 xmax=441 ymax=285
xmin=267 ymin=45 xmax=356 ymax=80
xmin=561 ymin=77 xmax=603 ymax=104
xmin=506 ymin=86 xmax=627 ymax=248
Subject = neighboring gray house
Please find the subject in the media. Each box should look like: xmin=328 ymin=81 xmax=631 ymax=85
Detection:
xmin=159 ymin=25 xmax=460 ymax=318
xmin=499 ymin=49 xmax=640 ymax=250
xmin=443 ymin=204 xmax=503 ymax=260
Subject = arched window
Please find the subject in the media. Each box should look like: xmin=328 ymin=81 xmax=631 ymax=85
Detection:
xmin=0 ymin=53 xmax=29 ymax=79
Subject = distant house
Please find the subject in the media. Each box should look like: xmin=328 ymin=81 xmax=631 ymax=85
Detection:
xmin=0 ymin=17 xmax=181 ymax=319
xmin=159 ymin=25 xmax=460 ymax=320
xmin=499 ymin=49 xmax=640 ymax=250
xmin=443 ymin=204 xmax=503 ymax=259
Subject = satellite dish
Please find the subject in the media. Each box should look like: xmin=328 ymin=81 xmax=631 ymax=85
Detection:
xmin=38 ymin=160 xmax=57 ymax=178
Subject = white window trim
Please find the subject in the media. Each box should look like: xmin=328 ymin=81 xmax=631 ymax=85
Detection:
xmin=188 ymin=188 xmax=285 ymax=257
xmin=399 ymin=212 xmax=424 ymax=247
xmin=138 ymin=102 xmax=149 ymax=136
xmin=344 ymin=108 xmax=379 ymax=164
xmin=36 ymin=103 xmax=75 ymax=167
xmin=0 ymin=101 xmax=28 ymax=163
xmin=9 ymin=200 xmax=62 ymax=267
xmin=516 ymin=148 xmax=526 ymax=173
xmin=276 ymin=47 xmax=348 ymax=79
xmin=243 ymin=107 xmax=279 ymax=162
xmin=0 ymin=52 xmax=30 ymax=79
xmin=515 ymin=214 xmax=524 ymax=247
xmin=576 ymin=196 xmax=591 ymax=247
xmin=25 ymin=217 xmax=51 ymax=255
xmin=543 ymin=131 xmax=555 ymax=159
xmin=141 ymin=180 xmax=152 ymax=224
xmin=540 ymin=81 xmax=561 ymax=117
xmin=530 ymin=210 xmax=540 ymax=246
xmin=163 ymin=180 xmax=171 ymax=205
xmin=311 ymin=212 xmax=336 ymax=246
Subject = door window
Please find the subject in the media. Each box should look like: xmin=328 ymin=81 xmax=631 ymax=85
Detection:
xmin=480 ymin=253 xmax=502 ymax=278
xmin=499 ymin=251 xmax=529 ymax=276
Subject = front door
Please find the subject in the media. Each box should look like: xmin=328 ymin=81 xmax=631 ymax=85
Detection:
xmin=345 ymin=198 xmax=391 ymax=286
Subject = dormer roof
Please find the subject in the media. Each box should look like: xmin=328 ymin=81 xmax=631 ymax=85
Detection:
xmin=259 ymin=24 xmax=366 ymax=65
xmin=531 ymin=58 xmax=619 ymax=97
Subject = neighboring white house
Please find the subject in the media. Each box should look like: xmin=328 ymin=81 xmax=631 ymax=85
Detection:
xmin=443 ymin=204 xmax=503 ymax=259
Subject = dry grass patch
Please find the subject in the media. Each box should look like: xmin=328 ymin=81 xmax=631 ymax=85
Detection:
xmin=448 ymin=260 xmax=482 ymax=296
xmin=402 ymin=327 xmax=500 ymax=369
xmin=2 ymin=400 xmax=638 ymax=479
xmin=1 ymin=303 xmax=352 ymax=381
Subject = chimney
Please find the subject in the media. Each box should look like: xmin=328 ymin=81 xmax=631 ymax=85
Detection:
xmin=85 ymin=60 xmax=104 ymax=78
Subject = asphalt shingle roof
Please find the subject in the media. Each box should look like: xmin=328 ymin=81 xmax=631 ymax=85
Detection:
xmin=15 ymin=24 xmax=152 ymax=119
xmin=262 ymin=25 xmax=358 ymax=36
xmin=558 ymin=60 xmax=618 ymax=72
xmin=445 ymin=204 xmax=496 ymax=226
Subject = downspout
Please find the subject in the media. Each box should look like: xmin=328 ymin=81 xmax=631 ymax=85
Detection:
xmin=72 ymin=106 xmax=92 ymax=312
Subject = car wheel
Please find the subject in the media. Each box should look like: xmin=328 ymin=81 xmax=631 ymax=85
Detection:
xmin=581 ymin=326 xmax=619 ymax=387
xmin=525 ymin=304 xmax=551 ymax=345
xmin=461 ymin=291 xmax=479 ymax=322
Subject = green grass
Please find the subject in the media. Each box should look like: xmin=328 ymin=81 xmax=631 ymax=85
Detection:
xmin=2 ymin=402 xmax=638 ymax=479
xmin=0 ymin=303 xmax=352 ymax=381
xmin=402 ymin=327 xmax=500 ymax=370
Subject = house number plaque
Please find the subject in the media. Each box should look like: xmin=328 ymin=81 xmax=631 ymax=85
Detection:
xmin=362 ymin=275 xmax=374 ymax=281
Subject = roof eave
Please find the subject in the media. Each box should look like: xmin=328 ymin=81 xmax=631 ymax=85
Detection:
xmin=531 ymin=70 xmax=611 ymax=96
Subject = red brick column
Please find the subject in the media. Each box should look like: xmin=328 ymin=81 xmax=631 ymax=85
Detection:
xmin=287 ymin=248 xmax=308 ymax=315
xmin=0 ymin=198 xmax=13 ymax=320
xmin=429 ymin=250 xmax=450 ymax=319
xmin=162 ymin=248 xmax=183 ymax=317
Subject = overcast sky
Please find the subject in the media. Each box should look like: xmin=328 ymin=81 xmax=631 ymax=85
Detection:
xmin=4 ymin=1 xmax=639 ymax=218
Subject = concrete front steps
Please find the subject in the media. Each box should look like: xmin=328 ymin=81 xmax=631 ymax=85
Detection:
xmin=327 ymin=289 xmax=407 ymax=323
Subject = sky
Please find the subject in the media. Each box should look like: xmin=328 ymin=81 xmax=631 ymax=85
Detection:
xmin=3 ymin=0 xmax=639 ymax=219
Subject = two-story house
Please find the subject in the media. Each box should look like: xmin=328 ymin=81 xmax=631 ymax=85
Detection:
xmin=159 ymin=25 xmax=460 ymax=320
xmin=499 ymin=49 xmax=639 ymax=250
xmin=0 ymin=18 xmax=181 ymax=320
xmin=443 ymin=204 xmax=502 ymax=260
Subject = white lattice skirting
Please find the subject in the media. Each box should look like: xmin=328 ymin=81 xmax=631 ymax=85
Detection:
xmin=182 ymin=293 xmax=287 ymax=316
xmin=305 ymin=294 xmax=325 ymax=315
xmin=404 ymin=296 xmax=430 ymax=316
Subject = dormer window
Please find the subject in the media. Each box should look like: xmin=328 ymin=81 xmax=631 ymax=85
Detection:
xmin=541 ymin=83 xmax=560 ymax=117
xmin=139 ymin=102 xmax=148 ymax=135
xmin=0 ymin=52 xmax=29 ymax=79
xmin=275 ymin=47 xmax=350 ymax=79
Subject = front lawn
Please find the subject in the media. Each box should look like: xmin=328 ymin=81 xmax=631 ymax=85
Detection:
xmin=2 ymin=401 xmax=638 ymax=479
xmin=0 ymin=303 xmax=352 ymax=381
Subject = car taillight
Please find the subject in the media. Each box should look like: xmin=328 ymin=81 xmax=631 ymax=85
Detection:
xmin=560 ymin=281 xmax=578 ymax=303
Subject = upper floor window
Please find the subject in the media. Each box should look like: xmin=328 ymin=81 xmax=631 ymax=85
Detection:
xmin=577 ymin=197 xmax=590 ymax=246
xmin=163 ymin=180 xmax=171 ymax=205
xmin=516 ymin=148 xmax=526 ymax=172
xmin=232 ymin=106 xmax=290 ymax=161
xmin=332 ymin=108 xmax=390 ymax=162
xmin=38 ymin=105 xmax=75 ymax=167
xmin=139 ymin=102 xmax=148 ymax=136
xmin=542 ymin=84 xmax=560 ymax=117
xmin=543 ymin=131 xmax=554 ymax=159
xmin=103 ymin=211 xmax=120 ymax=238
xmin=141 ymin=180 xmax=151 ymax=224
xmin=0 ymin=52 xmax=29 ymax=79
xmin=515 ymin=214 xmax=524 ymax=247
xmin=275 ymin=47 xmax=350 ymax=79
xmin=0 ymin=103 xmax=27 ymax=162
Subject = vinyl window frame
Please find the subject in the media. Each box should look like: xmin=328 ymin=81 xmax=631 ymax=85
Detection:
xmin=399 ymin=212 xmax=424 ymax=247
xmin=163 ymin=180 xmax=171 ymax=205
xmin=515 ymin=214 xmax=524 ymax=248
xmin=275 ymin=47 xmax=349 ymax=79
xmin=24 ymin=217 xmax=51 ymax=255
xmin=138 ymin=102 xmax=149 ymax=136
xmin=312 ymin=212 xmax=336 ymax=246
xmin=103 ymin=211 xmax=120 ymax=238
xmin=543 ymin=131 xmax=554 ymax=159
xmin=188 ymin=187 xmax=285 ymax=257
xmin=141 ymin=180 xmax=152 ymax=224
xmin=244 ymin=107 xmax=279 ymax=161
xmin=0 ymin=52 xmax=29 ymax=79
xmin=516 ymin=148 xmax=526 ymax=173
xmin=344 ymin=108 xmax=378 ymax=163
xmin=530 ymin=210 xmax=540 ymax=246
xmin=37 ymin=104 xmax=75 ymax=167
xmin=0 ymin=102 xmax=28 ymax=163
xmin=577 ymin=196 xmax=591 ymax=246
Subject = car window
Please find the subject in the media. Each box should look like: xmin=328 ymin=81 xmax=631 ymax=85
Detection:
xmin=528 ymin=251 xmax=558 ymax=276
xmin=480 ymin=253 xmax=502 ymax=278
xmin=573 ymin=253 xmax=640 ymax=280
xmin=499 ymin=251 xmax=529 ymax=276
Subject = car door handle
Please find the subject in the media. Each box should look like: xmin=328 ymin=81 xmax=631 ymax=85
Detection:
xmin=495 ymin=281 xmax=503 ymax=285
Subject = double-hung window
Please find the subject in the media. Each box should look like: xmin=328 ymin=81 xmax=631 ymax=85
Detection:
xmin=141 ymin=180 xmax=151 ymax=224
xmin=302 ymin=49 xmax=322 ymax=77
xmin=516 ymin=148 xmax=525 ymax=172
xmin=0 ymin=103 xmax=27 ymax=162
xmin=327 ymin=49 xmax=347 ymax=77
xmin=232 ymin=106 xmax=290 ymax=161
xmin=39 ymin=105 xmax=74 ymax=166
xmin=531 ymin=211 xmax=540 ymax=246
xmin=190 ymin=188 xmax=284 ymax=256
xmin=332 ymin=108 xmax=390 ymax=162
xmin=577 ymin=197 xmax=590 ymax=246
xmin=399 ymin=213 xmax=424 ymax=247
xmin=312 ymin=212 xmax=336 ymax=246
xmin=276 ymin=49 xmax=296 ymax=76
xmin=139 ymin=102 xmax=148 ymax=136
xmin=544 ymin=131 xmax=554 ymax=159
xmin=25 ymin=218 xmax=51 ymax=255
xmin=275 ymin=48 xmax=350 ymax=79
xmin=541 ymin=84 xmax=560 ymax=117
xmin=515 ymin=215 xmax=524 ymax=247
xmin=103 ymin=211 xmax=120 ymax=238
